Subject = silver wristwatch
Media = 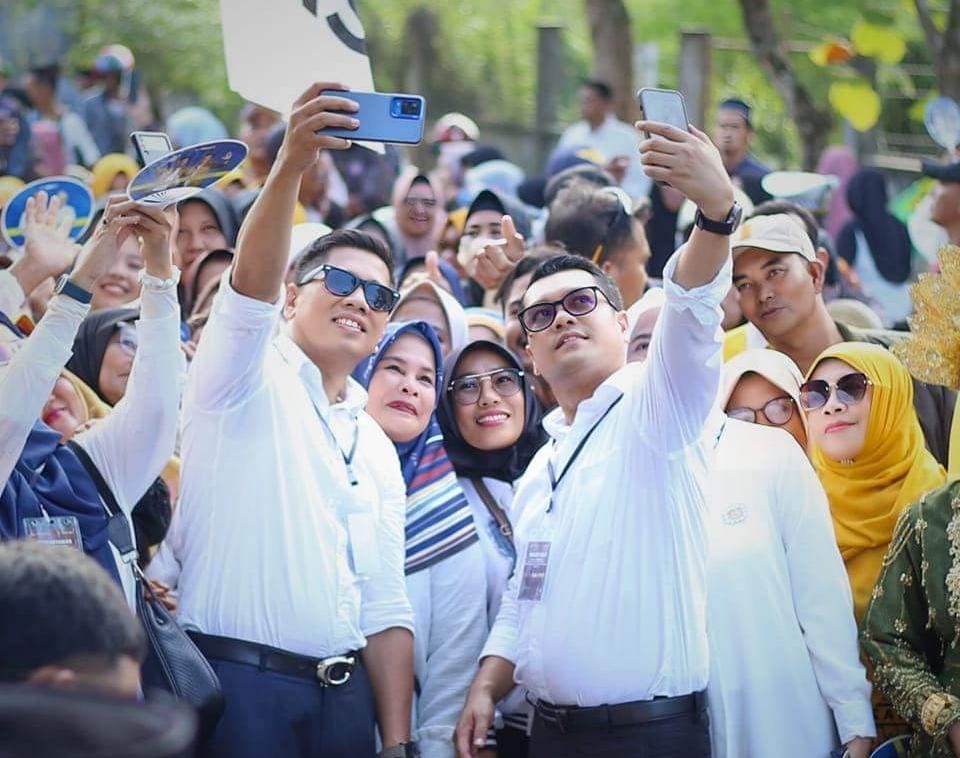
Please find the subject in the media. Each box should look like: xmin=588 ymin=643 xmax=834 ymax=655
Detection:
xmin=378 ymin=742 xmax=420 ymax=758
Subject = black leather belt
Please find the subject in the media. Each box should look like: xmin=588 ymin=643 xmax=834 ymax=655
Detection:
xmin=534 ymin=691 xmax=707 ymax=734
xmin=189 ymin=632 xmax=360 ymax=687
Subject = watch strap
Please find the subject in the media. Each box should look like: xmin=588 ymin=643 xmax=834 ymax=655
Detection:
xmin=694 ymin=202 xmax=742 ymax=236
xmin=55 ymin=275 xmax=93 ymax=304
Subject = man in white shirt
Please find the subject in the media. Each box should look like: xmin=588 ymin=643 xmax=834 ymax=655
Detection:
xmin=456 ymin=120 xmax=740 ymax=757
xmin=556 ymin=80 xmax=651 ymax=201
xmin=164 ymin=84 xmax=417 ymax=758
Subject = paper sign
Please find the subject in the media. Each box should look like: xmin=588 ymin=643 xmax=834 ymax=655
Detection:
xmin=127 ymin=140 xmax=247 ymax=207
xmin=1 ymin=177 xmax=93 ymax=249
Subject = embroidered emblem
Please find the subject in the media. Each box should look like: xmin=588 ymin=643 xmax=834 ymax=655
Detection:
xmin=721 ymin=505 xmax=747 ymax=526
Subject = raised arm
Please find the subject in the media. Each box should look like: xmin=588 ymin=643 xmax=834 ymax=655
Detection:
xmin=76 ymin=201 xmax=184 ymax=510
xmin=231 ymin=83 xmax=357 ymax=302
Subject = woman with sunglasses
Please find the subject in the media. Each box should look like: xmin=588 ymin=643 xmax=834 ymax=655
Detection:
xmin=801 ymin=342 xmax=946 ymax=622
xmin=437 ymin=339 xmax=548 ymax=757
xmin=357 ymin=321 xmax=487 ymax=758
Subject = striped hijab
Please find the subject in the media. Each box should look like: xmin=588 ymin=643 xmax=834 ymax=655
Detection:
xmin=357 ymin=321 xmax=478 ymax=575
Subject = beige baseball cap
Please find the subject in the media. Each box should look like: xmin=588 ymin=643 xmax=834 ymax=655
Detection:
xmin=731 ymin=213 xmax=816 ymax=261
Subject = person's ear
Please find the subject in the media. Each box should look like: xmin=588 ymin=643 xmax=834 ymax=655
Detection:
xmin=616 ymin=310 xmax=629 ymax=343
xmin=807 ymin=255 xmax=828 ymax=295
xmin=282 ymin=283 xmax=299 ymax=321
xmin=27 ymin=665 xmax=76 ymax=689
xmin=600 ymin=259 xmax=617 ymax=278
xmin=525 ymin=341 xmax=541 ymax=377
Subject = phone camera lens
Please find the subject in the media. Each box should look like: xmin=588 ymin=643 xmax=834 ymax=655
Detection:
xmin=401 ymin=99 xmax=420 ymax=116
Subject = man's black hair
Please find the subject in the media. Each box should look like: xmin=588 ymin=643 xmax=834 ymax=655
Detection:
xmin=749 ymin=200 xmax=820 ymax=251
xmin=583 ymin=80 xmax=613 ymax=101
xmin=545 ymin=182 xmax=634 ymax=265
xmin=524 ymin=254 xmax=624 ymax=318
xmin=0 ymin=543 xmax=145 ymax=682
xmin=294 ymin=228 xmax=395 ymax=286
xmin=28 ymin=64 xmax=59 ymax=92
xmin=495 ymin=246 xmax=566 ymax=310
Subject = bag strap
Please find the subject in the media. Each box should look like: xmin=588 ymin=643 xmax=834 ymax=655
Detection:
xmin=67 ymin=440 xmax=139 ymax=567
xmin=471 ymin=478 xmax=513 ymax=540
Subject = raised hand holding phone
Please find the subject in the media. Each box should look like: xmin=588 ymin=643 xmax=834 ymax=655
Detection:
xmin=277 ymin=82 xmax=359 ymax=174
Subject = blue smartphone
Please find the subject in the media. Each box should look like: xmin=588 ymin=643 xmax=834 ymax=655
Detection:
xmin=318 ymin=90 xmax=426 ymax=145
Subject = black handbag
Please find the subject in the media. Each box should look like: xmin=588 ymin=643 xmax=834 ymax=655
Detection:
xmin=68 ymin=442 xmax=224 ymax=732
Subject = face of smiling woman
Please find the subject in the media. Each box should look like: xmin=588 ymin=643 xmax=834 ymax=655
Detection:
xmin=451 ymin=347 xmax=525 ymax=451
xmin=365 ymin=333 xmax=438 ymax=444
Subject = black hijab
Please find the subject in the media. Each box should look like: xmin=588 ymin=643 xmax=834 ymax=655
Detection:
xmin=177 ymin=189 xmax=240 ymax=247
xmin=65 ymin=308 xmax=139 ymax=402
xmin=465 ymin=188 xmax=532 ymax=240
xmin=836 ymin=168 xmax=912 ymax=284
xmin=437 ymin=340 xmax=547 ymax=483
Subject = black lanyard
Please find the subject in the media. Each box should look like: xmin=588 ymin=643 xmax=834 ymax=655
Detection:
xmin=546 ymin=394 xmax=624 ymax=513
xmin=316 ymin=411 xmax=360 ymax=487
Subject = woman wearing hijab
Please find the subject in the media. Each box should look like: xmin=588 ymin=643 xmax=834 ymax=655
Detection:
xmin=398 ymin=255 xmax=467 ymax=305
xmin=174 ymin=189 xmax=238 ymax=308
xmin=837 ymin=169 xmax=916 ymax=326
xmin=183 ymin=248 xmax=234 ymax=318
xmin=437 ymin=339 xmax=547 ymax=757
xmin=392 ymin=280 xmax=468 ymax=358
xmin=358 ymin=321 xmax=486 ymax=758
xmin=625 ymin=287 xmax=665 ymax=365
xmin=719 ymin=348 xmax=808 ymax=451
xmin=389 ymin=168 xmax=445 ymax=269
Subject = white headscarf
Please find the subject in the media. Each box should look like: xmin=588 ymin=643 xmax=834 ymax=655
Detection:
xmin=394 ymin=280 xmax=469 ymax=354
xmin=718 ymin=348 xmax=808 ymax=436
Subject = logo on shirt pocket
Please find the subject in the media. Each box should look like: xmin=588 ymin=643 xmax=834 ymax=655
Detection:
xmin=720 ymin=504 xmax=748 ymax=526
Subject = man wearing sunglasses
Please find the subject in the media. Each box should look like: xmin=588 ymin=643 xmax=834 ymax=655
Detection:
xmin=169 ymin=84 xmax=418 ymax=758
xmin=731 ymin=211 xmax=956 ymax=467
xmin=457 ymin=120 xmax=741 ymax=757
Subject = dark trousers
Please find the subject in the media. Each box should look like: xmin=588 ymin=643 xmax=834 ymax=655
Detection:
xmin=496 ymin=725 xmax=530 ymax=757
xmin=529 ymin=708 xmax=711 ymax=758
xmin=199 ymin=655 xmax=376 ymax=758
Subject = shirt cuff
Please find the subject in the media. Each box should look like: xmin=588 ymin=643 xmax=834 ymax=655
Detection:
xmin=833 ymin=699 xmax=878 ymax=744
xmin=0 ymin=269 xmax=26 ymax=319
xmin=480 ymin=630 xmax=518 ymax=666
xmin=360 ymin=602 xmax=416 ymax=639
xmin=138 ymin=273 xmax=181 ymax=321
xmin=661 ymin=245 xmax=732 ymax=328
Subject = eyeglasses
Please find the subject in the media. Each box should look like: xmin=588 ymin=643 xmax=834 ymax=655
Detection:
xmin=799 ymin=372 xmax=871 ymax=411
xmin=403 ymin=196 xmax=437 ymax=209
xmin=116 ymin=323 xmax=138 ymax=356
xmin=591 ymin=186 xmax=633 ymax=264
xmin=518 ymin=286 xmax=614 ymax=333
xmin=726 ymin=396 xmax=796 ymax=426
xmin=299 ymin=264 xmax=400 ymax=313
xmin=448 ymin=367 xmax=524 ymax=405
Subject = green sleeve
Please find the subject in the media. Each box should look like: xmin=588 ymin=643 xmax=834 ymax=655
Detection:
xmin=861 ymin=504 xmax=960 ymax=741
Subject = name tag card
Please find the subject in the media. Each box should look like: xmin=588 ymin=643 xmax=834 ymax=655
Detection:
xmin=518 ymin=541 xmax=551 ymax=602
xmin=22 ymin=516 xmax=83 ymax=550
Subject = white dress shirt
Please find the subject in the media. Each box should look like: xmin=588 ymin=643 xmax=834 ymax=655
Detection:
xmin=406 ymin=542 xmax=488 ymax=758
xmin=0 ymin=283 xmax=185 ymax=608
xmin=482 ymin=248 xmax=730 ymax=706
xmin=706 ymin=419 xmax=875 ymax=757
xmin=557 ymin=114 xmax=651 ymax=200
xmin=0 ymin=270 xmax=25 ymax=322
xmin=158 ymin=276 xmax=413 ymax=658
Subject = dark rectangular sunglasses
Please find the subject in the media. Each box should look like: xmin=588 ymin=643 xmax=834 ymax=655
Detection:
xmin=299 ymin=264 xmax=400 ymax=313
xmin=799 ymin=371 xmax=871 ymax=411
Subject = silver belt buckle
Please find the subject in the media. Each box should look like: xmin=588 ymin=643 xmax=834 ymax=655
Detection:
xmin=316 ymin=654 xmax=354 ymax=686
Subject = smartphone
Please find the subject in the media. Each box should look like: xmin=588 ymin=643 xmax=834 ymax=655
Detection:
xmin=637 ymin=88 xmax=690 ymax=133
xmin=130 ymin=131 xmax=173 ymax=168
xmin=318 ymin=90 xmax=426 ymax=145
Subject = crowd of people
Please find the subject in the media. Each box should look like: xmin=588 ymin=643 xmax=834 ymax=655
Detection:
xmin=2 ymin=48 xmax=960 ymax=758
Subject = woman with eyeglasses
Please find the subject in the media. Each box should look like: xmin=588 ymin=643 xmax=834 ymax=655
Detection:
xmin=437 ymin=338 xmax=548 ymax=757
xmin=389 ymin=168 xmax=445 ymax=269
xmin=357 ymin=321 xmax=487 ymax=758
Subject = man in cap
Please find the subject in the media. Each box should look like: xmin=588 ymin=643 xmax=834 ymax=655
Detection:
xmin=714 ymin=98 xmax=771 ymax=205
xmin=731 ymin=212 xmax=955 ymax=465
xmin=924 ymin=158 xmax=960 ymax=247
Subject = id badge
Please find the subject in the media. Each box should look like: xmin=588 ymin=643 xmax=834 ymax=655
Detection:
xmin=347 ymin=513 xmax=381 ymax=578
xmin=517 ymin=541 xmax=551 ymax=602
xmin=22 ymin=516 xmax=83 ymax=550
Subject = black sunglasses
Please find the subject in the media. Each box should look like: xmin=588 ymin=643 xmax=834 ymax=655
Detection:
xmin=799 ymin=372 xmax=871 ymax=411
xmin=518 ymin=286 xmax=614 ymax=333
xmin=726 ymin=396 xmax=796 ymax=426
xmin=448 ymin=367 xmax=524 ymax=405
xmin=299 ymin=264 xmax=400 ymax=313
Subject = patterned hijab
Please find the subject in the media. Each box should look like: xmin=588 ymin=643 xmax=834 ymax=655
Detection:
xmin=356 ymin=321 xmax=477 ymax=574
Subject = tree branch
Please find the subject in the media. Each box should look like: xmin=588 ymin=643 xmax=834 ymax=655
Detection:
xmin=914 ymin=0 xmax=943 ymax=57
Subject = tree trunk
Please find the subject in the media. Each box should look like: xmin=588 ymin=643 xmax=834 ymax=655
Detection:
xmin=585 ymin=0 xmax=636 ymax=122
xmin=736 ymin=0 xmax=833 ymax=169
xmin=915 ymin=0 xmax=960 ymax=101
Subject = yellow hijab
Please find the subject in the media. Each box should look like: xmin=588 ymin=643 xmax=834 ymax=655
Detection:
xmin=807 ymin=342 xmax=946 ymax=619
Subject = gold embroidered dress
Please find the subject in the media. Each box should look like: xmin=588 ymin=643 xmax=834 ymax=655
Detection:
xmin=861 ymin=480 xmax=960 ymax=756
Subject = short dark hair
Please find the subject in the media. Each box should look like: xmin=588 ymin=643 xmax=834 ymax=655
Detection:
xmin=583 ymin=80 xmax=613 ymax=101
xmin=524 ymin=254 xmax=624 ymax=316
xmin=29 ymin=64 xmax=59 ymax=92
xmin=545 ymin=182 xmax=634 ymax=265
xmin=0 ymin=543 xmax=144 ymax=682
xmin=495 ymin=246 xmax=566 ymax=310
xmin=750 ymin=200 xmax=820 ymax=251
xmin=294 ymin=228 xmax=395 ymax=286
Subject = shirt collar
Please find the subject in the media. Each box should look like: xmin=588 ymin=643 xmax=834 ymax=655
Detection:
xmin=542 ymin=362 xmax=634 ymax=442
xmin=274 ymin=333 xmax=367 ymax=414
